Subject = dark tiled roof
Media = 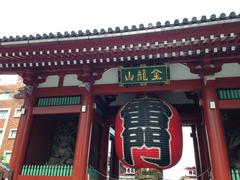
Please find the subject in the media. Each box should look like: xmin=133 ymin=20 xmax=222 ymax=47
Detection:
xmin=0 ymin=12 xmax=239 ymax=43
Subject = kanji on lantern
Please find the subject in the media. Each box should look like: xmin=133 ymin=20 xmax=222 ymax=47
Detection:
xmin=115 ymin=96 xmax=182 ymax=170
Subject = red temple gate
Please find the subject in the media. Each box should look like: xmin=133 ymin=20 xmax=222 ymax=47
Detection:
xmin=0 ymin=12 xmax=240 ymax=180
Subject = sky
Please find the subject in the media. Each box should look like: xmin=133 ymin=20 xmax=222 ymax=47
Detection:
xmin=163 ymin=127 xmax=195 ymax=179
xmin=0 ymin=75 xmax=18 ymax=85
xmin=0 ymin=0 xmax=239 ymax=37
xmin=0 ymin=0 xmax=239 ymax=179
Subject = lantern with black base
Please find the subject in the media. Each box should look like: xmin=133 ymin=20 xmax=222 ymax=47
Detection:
xmin=115 ymin=94 xmax=183 ymax=179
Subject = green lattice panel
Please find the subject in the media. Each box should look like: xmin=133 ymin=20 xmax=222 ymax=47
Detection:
xmin=21 ymin=165 xmax=73 ymax=176
xmin=231 ymin=169 xmax=240 ymax=180
xmin=37 ymin=96 xmax=81 ymax=106
xmin=217 ymin=89 xmax=240 ymax=100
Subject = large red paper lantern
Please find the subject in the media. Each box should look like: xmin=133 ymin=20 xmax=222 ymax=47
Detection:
xmin=115 ymin=96 xmax=182 ymax=170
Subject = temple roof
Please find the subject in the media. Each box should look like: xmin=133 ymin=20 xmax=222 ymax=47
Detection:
xmin=0 ymin=11 xmax=239 ymax=75
xmin=0 ymin=12 xmax=239 ymax=43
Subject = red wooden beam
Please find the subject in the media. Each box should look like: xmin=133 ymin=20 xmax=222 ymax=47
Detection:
xmin=1 ymin=38 xmax=239 ymax=65
xmin=218 ymin=99 xmax=240 ymax=109
xmin=32 ymin=105 xmax=81 ymax=115
xmin=92 ymin=79 xmax=203 ymax=95
xmin=215 ymin=77 xmax=240 ymax=88
xmin=181 ymin=112 xmax=201 ymax=126
xmin=35 ymin=87 xmax=87 ymax=97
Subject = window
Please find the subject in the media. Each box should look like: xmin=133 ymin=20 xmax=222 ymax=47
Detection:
xmin=8 ymin=129 xmax=17 ymax=139
xmin=3 ymin=151 xmax=12 ymax=164
xmin=13 ymin=108 xmax=22 ymax=118
xmin=0 ymin=92 xmax=14 ymax=100
xmin=0 ymin=110 xmax=8 ymax=119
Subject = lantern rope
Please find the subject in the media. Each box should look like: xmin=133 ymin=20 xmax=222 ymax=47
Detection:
xmin=196 ymin=167 xmax=211 ymax=178
xmin=89 ymin=166 xmax=119 ymax=180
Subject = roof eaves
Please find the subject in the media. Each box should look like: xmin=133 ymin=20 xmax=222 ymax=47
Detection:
xmin=0 ymin=12 xmax=239 ymax=46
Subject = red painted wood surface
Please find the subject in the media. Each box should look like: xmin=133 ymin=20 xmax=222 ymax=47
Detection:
xmin=215 ymin=77 xmax=240 ymax=88
xmin=35 ymin=87 xmax=86 ymax=97
xmin=93 ymin=79 xmax=203 ymax=95
xmin=72 ymin=91 xmax=93 ymax=180
xmin=218 ymin=99 xmax=240 ymax=109
xmin=31 ymin=76 xmax=240 ymax=98
xmin=202 ymin=80 xmax=231 ymax=180
xmin=10 ymin=89 xmax=37 ymax=180
xmin=32 ymin=105 xmax=81 ymax=114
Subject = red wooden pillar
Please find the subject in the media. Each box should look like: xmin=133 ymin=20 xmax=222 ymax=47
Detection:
xmin=202 ymin=79 xmax=231 ymax=180
xmin=72 ymin=90 xmax=94 ymax=180
xmin=196 ymin=122 xmax=210 ymax=180
xmin=99 ymin=121 xmax=111 ymax=180
xmin=10 ymin=86 xmax=36 ymax=180
xmin=191 ymin=126 xmax=201 ymax=180
xmin=109 ymin=138 xmax=119 ymax=179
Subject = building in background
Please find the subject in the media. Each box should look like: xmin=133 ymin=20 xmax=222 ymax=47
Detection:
xmin=119 ymin=162 xmax=135 ymax=180
xmin=183 ymin=167 xmax=197 ymax=180
xmin=0 ymin=76 xmax=24 ymax=163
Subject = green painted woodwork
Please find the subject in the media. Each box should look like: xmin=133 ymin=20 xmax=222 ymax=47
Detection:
xmin=37 ymin=96 xmax=81 ymax=106
xmin=21 ymin=165 xmax=73 ymax=176
xmin=20 ymin=165 xmax=240 ymax=179
xmin=217 ymin=88 xmax=240 ymax=100
xmin=232 ymin=169 xmax=240 ymax=180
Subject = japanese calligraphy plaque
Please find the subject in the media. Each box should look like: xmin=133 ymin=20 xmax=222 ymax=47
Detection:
xmin=119 ymin=65 xmax=168 ymax=85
